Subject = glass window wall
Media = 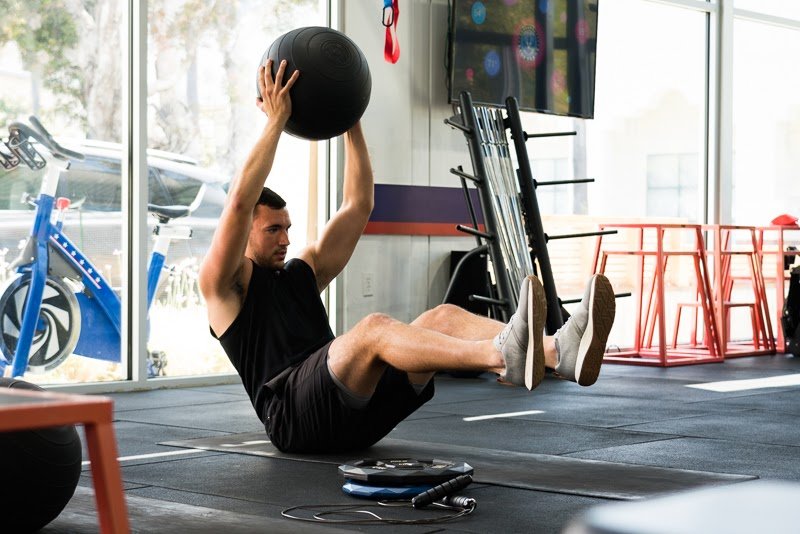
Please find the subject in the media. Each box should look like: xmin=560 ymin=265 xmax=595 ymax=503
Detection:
xmin=0 ymin=1 xmax=126 ymax=384
xmin=0 ymin=0 xmax=328 ymax=386
xmin=586 ymin=0 xmax=707 ymax=222
xmin=731 ymin=19 xmax=800 ymax=226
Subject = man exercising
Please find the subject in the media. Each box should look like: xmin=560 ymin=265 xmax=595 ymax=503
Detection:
xmin=199 ymin=59 xmax=616 ymax=453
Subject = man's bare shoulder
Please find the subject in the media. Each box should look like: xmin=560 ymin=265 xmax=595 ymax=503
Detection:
xmin=206 ymin=259 xmax=253 ymax=337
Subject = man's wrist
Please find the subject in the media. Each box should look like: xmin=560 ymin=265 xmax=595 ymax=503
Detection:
xmin=263 ymin=116 xmax=288 ymax=136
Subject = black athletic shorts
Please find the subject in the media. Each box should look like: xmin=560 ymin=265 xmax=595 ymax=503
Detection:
xmin=263 ymin=340 xmax=435 ymax=453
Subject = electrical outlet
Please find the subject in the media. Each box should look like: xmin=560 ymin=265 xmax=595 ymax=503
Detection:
xmin=361 ymin=272 xmax=374 ymax=297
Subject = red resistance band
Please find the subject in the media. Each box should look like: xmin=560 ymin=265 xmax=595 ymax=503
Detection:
xmin=383 ymin=0 xmax=400 ymax=64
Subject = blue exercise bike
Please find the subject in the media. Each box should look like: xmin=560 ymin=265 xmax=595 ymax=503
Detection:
xmin=0 ymin=117 xmax=202 ymax=377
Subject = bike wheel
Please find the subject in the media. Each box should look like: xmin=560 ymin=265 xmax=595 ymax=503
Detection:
xmin=0 ymin=274 xmax=81 ymax=373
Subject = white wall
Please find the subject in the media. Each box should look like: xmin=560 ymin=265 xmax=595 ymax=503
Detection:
xmin=337 ymin=1 xmax=475 ymax=331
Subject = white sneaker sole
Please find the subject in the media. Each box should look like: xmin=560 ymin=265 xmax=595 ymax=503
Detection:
xmin=574 ymin=274 xmax=615 ymax=386
xmin=524 ymin=276 xmax=547 ymax=391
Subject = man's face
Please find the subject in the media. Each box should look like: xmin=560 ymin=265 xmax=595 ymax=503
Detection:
xmin=248 ymin=205 xmax=291 ymax=269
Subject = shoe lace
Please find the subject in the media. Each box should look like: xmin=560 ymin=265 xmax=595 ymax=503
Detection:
xmin=496 ymin=313 xmax=517 ymax=347
xmin=496 ymin=326 xmax=510 ymax=346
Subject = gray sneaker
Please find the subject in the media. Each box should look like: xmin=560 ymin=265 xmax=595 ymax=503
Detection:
xmin=493 ymin=275 xmax=547 ymax=390
xmin=554 ymin=274 xmax=616 ymax=386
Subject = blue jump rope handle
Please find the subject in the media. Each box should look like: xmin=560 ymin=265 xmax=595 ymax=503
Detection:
xmin=411 ymin=474 xmax=473 ymax=509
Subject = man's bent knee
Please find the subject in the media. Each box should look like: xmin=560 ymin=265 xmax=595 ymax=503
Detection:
xmin=330 ymin=313 xmax=397 ymax=371
xmin=346 ymin=312 xmax=398 ymax=344
xmin=412 ymin=303 xmax=458 ymax=328
xmin=358 ymin=312 xmax=397 ymax=331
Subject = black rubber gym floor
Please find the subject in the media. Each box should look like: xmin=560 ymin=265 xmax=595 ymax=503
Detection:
xmin=44 ymin=354 xmax=800 ymax=533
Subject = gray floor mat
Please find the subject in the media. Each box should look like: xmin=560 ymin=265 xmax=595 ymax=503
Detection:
xmin=617 ymin=410 xmax=800 ymax=447
xmin=567 ymin=436 xmax=800 ymax=479
xmin=43 ymin=486 xmax=355 ymax=534
xmin=162 ymin=432 xmax=755 ymax=500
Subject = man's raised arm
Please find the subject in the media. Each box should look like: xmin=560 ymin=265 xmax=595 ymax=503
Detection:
xmin=298 ymin=122 xmax=374 ymax=291
xmin=199 ymin=60 xmax=299 ymax=334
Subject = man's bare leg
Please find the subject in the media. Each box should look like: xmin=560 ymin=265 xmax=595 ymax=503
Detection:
xmin=328 ymin=273 xmax=617 ymax=398
xmin=328 ymin=312 xmax=505 ymax=397
xmin=328 ymin=296 xmax=566 ymax=398
xmin=404 ymin=304 xmax=504 ymax=386
xmin=411 ymin=303 xmax=557 ymax=367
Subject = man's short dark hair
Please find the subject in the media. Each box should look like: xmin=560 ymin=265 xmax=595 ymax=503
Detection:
xmin=256 ymin=187 xmax=287 ymax=210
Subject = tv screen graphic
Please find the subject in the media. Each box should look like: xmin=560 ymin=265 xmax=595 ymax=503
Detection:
xmin=448 ymin=0 xmax=599 ymax=119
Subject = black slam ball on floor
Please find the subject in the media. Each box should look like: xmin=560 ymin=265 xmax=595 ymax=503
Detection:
xmin=0 ymin=377 xmax=82 ymax=533
xmin=257 ymin=26 xmax=371 ymax=140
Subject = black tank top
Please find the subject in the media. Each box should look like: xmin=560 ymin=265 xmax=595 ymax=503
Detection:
xmin=214 ymin=258 xmax=334 ymax=419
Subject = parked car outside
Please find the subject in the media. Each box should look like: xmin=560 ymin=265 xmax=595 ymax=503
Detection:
xmin=0 ymin=140 xmax=228 ymax=293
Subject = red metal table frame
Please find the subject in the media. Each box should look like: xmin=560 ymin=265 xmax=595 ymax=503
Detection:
xmin=0 ymin=388 xmax=129 ymax=533
xmin=592 ymin=223 xmax=722 ymax=366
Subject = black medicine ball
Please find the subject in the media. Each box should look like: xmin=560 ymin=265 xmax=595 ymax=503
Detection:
xmin=257 ymin=26 xmax=372 ymax=140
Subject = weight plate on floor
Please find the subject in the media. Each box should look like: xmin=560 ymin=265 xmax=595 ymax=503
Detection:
xmin=338 ymin=458 xmax=473 ymax=485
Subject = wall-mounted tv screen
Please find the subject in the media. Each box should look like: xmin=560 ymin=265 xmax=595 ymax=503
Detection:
xmin=448 ymin=0 xmax=599 ymax=119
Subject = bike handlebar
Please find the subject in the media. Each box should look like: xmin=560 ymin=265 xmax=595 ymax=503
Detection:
xmin=8 ymin=116 xmax=85 ymax=162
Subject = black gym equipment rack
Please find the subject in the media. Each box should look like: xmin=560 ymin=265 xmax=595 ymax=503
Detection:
xmin=444 ymin=91 xmax=616 ymax=333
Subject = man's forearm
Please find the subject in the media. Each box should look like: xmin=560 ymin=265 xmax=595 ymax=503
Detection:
xmin=342 ymin=123 xmax=374 ymax=213
xmin=228 ymin=120 xmax=285 ymax=211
